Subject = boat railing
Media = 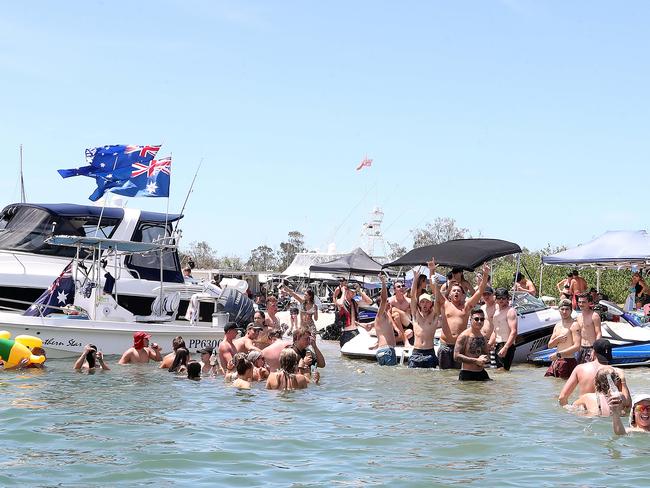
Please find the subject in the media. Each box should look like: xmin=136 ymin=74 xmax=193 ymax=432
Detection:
xmin=0 ymin=296 xmax=81 ymax=317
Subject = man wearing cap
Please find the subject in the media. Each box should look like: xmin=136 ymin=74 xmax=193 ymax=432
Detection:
xmin=118 ymin=331 xmax=162 ymax=364
xmin=490 ymin=288 xmax=518 ymax=371
xmin=407 ymin=261 xmax=451 ymax=369
xmin=576 ymin=292 xmax=602 ymax=364
xmin=247 ymin=350 xmax=269 ymax=381
xmin=558 ymin=338 xmax=631 ymax=409
xmin=434 ymin=261 xmax=490 ymax=369
xmin=197 ymin=346 xmax=218 ymax=376
xmin=218 ymin=322 xmax=239 ymax=374
xmin=234 ymin=323 xmax=262 ymax=354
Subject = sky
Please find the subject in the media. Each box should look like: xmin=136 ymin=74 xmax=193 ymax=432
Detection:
xmin=1 ymin=1 xmax=647 ymax=260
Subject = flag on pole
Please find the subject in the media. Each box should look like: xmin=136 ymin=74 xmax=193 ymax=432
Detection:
xmin=57 ymin=144 xmax=166 ymax=201
xmin=356 ymin=156 xmax=373 ymax=171
xmin=23 ymin=262 xmax=75 ymax=316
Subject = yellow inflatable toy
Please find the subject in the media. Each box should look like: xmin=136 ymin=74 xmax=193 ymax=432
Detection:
xmin=0 ymin=332 xmax=46 ymax=368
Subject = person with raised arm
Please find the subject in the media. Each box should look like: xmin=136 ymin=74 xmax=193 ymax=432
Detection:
xmin=435 ymin=262 xmax=490 ymax=369
xmin=454 ymin=307 xmax=491 ymax=381
xmin=373 ymin=273 xmax=399 ymax=366
xmin=74 ymin=344 xmax=110 ymax=371
xmin=610 ymin=394 xmax=650 ymax=435
xmin=407 ymin=259 xmax=451 ymax=369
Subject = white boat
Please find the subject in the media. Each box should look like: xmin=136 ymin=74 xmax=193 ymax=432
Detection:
xmin=0 ymin=202 xmax=215 ymax=320
xmin=0 ymin=235 xmax=224 ymax=358
xmin=340 ymin=292 xmax=560 ymax=364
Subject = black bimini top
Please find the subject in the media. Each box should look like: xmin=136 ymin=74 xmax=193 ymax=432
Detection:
xmin=6 ymin=203 xmax=182 ymax=223
xmin=384 ymin=238 xmax=522 ymax=271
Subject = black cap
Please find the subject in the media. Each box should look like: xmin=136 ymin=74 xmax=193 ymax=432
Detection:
xmin=224 ymin=322 xmax=238 ymax=333
xmin=495 ymin=287 xmax=510 ymax=299
xmin=197 ymin=346 xmax=214 ymax=355
xmin=483 ymin=286 xmax=494 ymax=295
xmin=593 ymin=338 xmax=613 ymax=364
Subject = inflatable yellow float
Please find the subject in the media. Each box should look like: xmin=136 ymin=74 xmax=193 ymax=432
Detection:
xmin=0 ymin=331 xmax=46 ymax=368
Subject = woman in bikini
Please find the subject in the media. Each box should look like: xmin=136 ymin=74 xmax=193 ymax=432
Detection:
xmin=266 ymin=348 xmax=308 ymax=390
xmin=281 ymin=285 xmax=319 ymax=332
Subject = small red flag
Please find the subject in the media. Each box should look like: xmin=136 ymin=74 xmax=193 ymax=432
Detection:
xmin=356 ymin=157 xmax=373 ymax=171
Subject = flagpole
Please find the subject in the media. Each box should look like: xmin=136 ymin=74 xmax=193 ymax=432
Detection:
xmin=95 ymin=154 xmax=119 ymax=237
xmin=19 ymin=144 xmax=26 ymax=203
xmin=174 ymin=158 xmax=203 ymax=234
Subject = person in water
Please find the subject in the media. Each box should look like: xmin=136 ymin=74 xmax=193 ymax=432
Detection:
xmin=186 ymin=361 xmax=201 ymax=381
xmin=218 ymin=322 xmax=239 ymax=374
xmin=576 ymin=292 xmax=602 ymax=364
xmin=118 ymin=332 xmax=162 ymax=364
xmin=372 ymin=274 xmax=399 ymax=366
xmin=281 ymin=284 xmax=319 ymax=332
xmin=247 ymin=350 xmax=270 ymax=381
xmin=545 ymin=299 xmax=581 ymax=379
xmin=572 ymin=366 xmax=625 ymax=416
xmin=454 ymin=307 xmax=491 ymax=381
xmin=266 ymin=348 xmax=308 ymax=390
xmin=73 ymin=344 xmax=110 ymax=371
xmin=231 ymin=354 xmax=254 ymax=390
xmin=489 ymin=288 xmax=518 ymax=371
xmin=610 ymin=393 xmax=650 ymax=435
xmin=160 ymin=336 xmax=187 ymax=369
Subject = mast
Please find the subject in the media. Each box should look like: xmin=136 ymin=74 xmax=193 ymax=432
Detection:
xmin=19 ymin=144 xmax=26 ymax=203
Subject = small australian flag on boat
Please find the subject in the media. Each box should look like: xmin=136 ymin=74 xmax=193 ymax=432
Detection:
xmin=23 ymin=262 xmax=75 ymax=317
xmin=57 ymin=145 xmax=171 ymax=201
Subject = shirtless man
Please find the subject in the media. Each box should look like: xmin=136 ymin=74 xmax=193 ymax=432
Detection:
xmin=490 ymin=288 xmax=518 ymax=371
xmin=569 ymin=270 xmax=587 ymax=308
xmin=118 ymin=331 xmax=162 ymax=364
xmin=264 ymin=296 xmax=281 ymax=330
xmin=513 ymin=272 xmax=537 ymax=296
xmin=337 ymin=283 xmax=372 ymax=347
xmin=559 ymin=339 xmax=631 ymax=410
xmin=544 ymin=299 xmax=581 ymax=378
xmin=480 ymin=287 xmax=496 ymax=348
xmin=218 ymin=322 xmax=239 ymax=373
xmin=435 ymin=262 xmax=489 ymax=369
xmin=234 ymin=323 xmax=262 ymax=353
xmin=454 ymin=307 xmax=490 ymax=381
xmin=373 ymin=274 xmax=398 ymax=366
xmin=576 ymin=292 xmax=602 ymax=364
xmin=408 ymin=261 xmax=451 ymax=369
xmin=387 ymin=280 xmax=412 ymax=345
xmin=261 ymin=338 xmax=291 ymax=372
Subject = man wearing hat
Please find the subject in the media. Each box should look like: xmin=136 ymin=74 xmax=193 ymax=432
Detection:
xmin=197 ymin=345 xmax=218 ymax=376
xmin=611 ymin=393 xmax=650 ymax=435
xmin=234 ymin=322 xmax=262 ymax=354
xmin=118 ymin=331 xmax=162 ymax=364
xmin=559 ymin=338 xmax=631 ymax=409
xmin=218 ymin=322 xmax=239 ymax=374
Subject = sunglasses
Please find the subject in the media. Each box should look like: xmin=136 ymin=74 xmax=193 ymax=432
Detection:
xmin=635 ymin=404 xmax=650 ymax=414
xmin=472 ymin=317 xmax=486 ymax=322
xmin=395 ymin=285 xmax=404 ymax=289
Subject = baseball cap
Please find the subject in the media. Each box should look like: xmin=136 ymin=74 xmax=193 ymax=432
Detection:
xmin=483 ymin=286 xmax=494 ymax=295
xmin=418 ymin=293 xmax=433 ymax=303
xmin=593 ymin=338 xmax=613 ymax=364
xmin=247 ymin=322 xmax=263 ymax=331
xmin=247 ymin=350 xmax=262 ymax=363
xmin=495 ymin=287 xmax=510 ymax=299
xmin=197 ymin=346 xmax=214 ymax=355
xmin=133 ymin=331 xmax=151 ymax=349
xmin=224 ymin=322 xmax=238 ymax=333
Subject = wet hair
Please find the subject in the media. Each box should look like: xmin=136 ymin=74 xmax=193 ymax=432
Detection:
xmin=235 ymin=355 xmax=253 ymax=376
xmin=86 ymin=344 xmax=98 ymax=369
xmin=279 ymin=348 xmax=299 ymax=374
xmin=470 ymin=306 xmax=484 ymax=317
xmin=187 ymin=361 xmax=201 ymax=380
xmin=172 ymin=336 xmax=186 ymax=351
xmin=168 ymin=348 xmax=189 ymax=373
xmin=594 ymin=367 xmax=621 ymax=395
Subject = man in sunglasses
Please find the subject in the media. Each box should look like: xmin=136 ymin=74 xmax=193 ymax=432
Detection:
xmin=490 ymin=288 xmax=518 ymax=371
xmin=387 ymin=280 xmax=413 ymax=345
xmin=454 ymin=307 xmax=491 ymax=381
xmin=434 ymin=261 xmax=490 ymax=369
xmin=576 ymin=292 xmax=602 ymax=364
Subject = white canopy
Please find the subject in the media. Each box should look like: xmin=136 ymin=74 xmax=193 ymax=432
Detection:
xmin=542 ymin=230 xmax=650 ymax=268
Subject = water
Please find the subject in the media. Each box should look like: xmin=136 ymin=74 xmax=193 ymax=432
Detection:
xmin=2 ymin=341 xmax=650 ymax=487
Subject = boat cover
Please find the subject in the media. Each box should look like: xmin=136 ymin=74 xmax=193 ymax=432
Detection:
xmin=309 ymin=247 xmax=383 ymax=275
xmin=384 ymin=239 xmax=521 ymax=271
xmin=542 ymin=230 xmax=650 ymax=268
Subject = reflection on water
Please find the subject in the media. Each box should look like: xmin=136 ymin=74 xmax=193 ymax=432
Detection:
xmin=1 ymin=341 xmax=649 ymax=486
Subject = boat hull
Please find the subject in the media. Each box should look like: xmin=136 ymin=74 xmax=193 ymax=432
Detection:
xmin=0 ymin=311 xmax=223 ymax=358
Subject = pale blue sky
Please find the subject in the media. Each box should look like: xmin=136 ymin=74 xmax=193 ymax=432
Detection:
xmin=1 ymin=1 xmax=647 ymax=258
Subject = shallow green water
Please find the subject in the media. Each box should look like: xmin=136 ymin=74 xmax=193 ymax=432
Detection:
xmin=2 ymin=341 xmax=650 ymax=487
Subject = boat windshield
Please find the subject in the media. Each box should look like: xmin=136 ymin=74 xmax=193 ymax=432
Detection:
xmin=0 ymin=206 xmax=118 ymax=257
xmin=125 ymin=221 xmax=183 ymax=283
xmin=512 ymin=291 xmax=548 ymax=315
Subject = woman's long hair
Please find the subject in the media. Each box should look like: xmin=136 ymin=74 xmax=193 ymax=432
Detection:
xmin=169 ymin=347 xmax=189 ymax=372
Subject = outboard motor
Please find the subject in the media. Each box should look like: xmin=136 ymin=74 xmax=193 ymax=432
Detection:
xmin=216 ymin=287 xmax=254 ymax=328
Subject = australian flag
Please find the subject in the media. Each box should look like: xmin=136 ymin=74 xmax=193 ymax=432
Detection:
xmin=57 ymin=145 xmax=169 ymax=201
xmin=23 ymin=262 xmax=75 ymax=316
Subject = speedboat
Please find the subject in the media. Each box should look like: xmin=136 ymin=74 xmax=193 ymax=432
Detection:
xmin=341 ymin=291 xmax=560 ymax=363
xmin=528 ymin=300 xmax=650 ymax=368
xmin=0 ymin=235 xmax=231 ymax=358
xmin=0 ymin=202 xmax=216 ymax=320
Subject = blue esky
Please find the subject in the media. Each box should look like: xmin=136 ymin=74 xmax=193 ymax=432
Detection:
xmin=1 ymin=0 xmax=647 ymax=258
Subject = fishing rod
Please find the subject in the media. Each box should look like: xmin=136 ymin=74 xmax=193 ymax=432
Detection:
xmin=173 ymin=157 xmax=203 ymax=235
